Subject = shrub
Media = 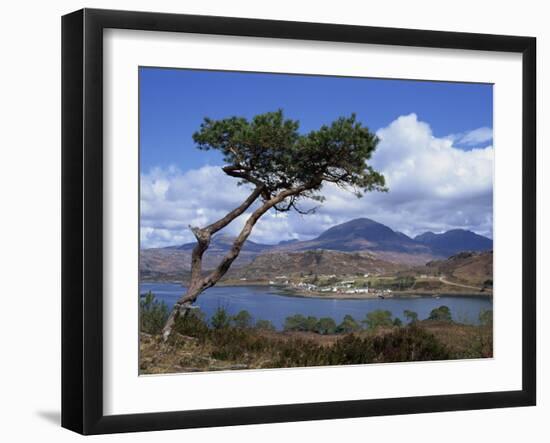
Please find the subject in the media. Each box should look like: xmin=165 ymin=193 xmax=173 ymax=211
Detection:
xmin=284 ymin=314 xmax=319 ymax=332
xmin=305 ymin=316 xmax=319 ymax=332
xmin=284 ymin=314 xmax=344 ymax=334
xmin=370 ymin=325 xmax=450 ymax=362
xmin=276 ymin=325 xmax=451 ymax=366
xmin=139 ymin=291 xmax=169 ymax=335
xmin=270 ymin=339 xmax=326 ymax=367
xmin=393 ymin=317 xmax=403 ymax=327
xmin=478 ymin=309 xmax=493 ymax=327
xmin=209 ymin=328 xmax=260 ymax=360
xmin=362 ymin=310 xmax=393 ymax=330
xmin=173 ymin=307 xmax=209 ymax=339
xmin=316 ymin=317 xmax=337 ymax=335
xmin=327 ymin=334 xmax=376 ymax=365
xmin=284 ymin=314 xmax=308 ymax=331
xmin=255 ymin=319 xmax=276 ymax=330
xmin=232 ymin=310 xmax=253 ymax=328
xmin=428 ymin=305 xmax=452 ymax=322
xmin=336 ymin=314 xmax=361 ymax=334
xmin=166 ymin=314 xmax=458 ymax=368
xmin=404 ymin=309 xmax=418 ymax=324
xmin=211 ymin=306 xmax=231 ymax=330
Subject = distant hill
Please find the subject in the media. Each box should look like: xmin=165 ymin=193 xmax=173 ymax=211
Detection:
xmin=414 ymin=229 xmax=492 ymax=257
xmin=140 ymin=247 xmax=192 ymax=282
xmin=140 ymin=234 xmax=268 ymax=281
xmin=424 ymin=251 xmax=493 ymax=287
xmin=140 ymin=218 xmax=493 ymax=280
xmin=169 ymin=233 xmax=271 ymax=253
xmin=232 ymin=249 xmax=402 ymax=280
xmin=273 ymin=218 xmax=432 ymax=255
xmin=277 ymin=239 xmax=299 ymax=246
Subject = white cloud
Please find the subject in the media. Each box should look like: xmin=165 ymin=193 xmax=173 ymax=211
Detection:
xmin=374 ymin=115 xmax=493 ymax=199
xmin=312 ymin=114 xmax=493 ymax=237
xmin=447 ymin=126 xmax=493 ymax=147
xmin=140 ymin=165 xmax=254 ymax=247
xmin=140 ymin=114 xmax=493 ymax=248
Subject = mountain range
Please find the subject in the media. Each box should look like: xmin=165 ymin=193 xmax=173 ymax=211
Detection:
xmin=414 ymin=229 xmax=493 ymax=258
xmin=140 ymin=218 xmax=492 ymax=280
xmin=272 ymin=218 xmax=433 ymax=262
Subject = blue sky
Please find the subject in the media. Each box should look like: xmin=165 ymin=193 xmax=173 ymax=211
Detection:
xmin=140 ymin=67 xmax=493 ymax=248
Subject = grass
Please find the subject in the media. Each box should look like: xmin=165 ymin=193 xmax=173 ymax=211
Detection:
xmin=138 ymin=294 xmax=492 ymax=374
xmin=139 ymin=315 xmax=492 ymax=374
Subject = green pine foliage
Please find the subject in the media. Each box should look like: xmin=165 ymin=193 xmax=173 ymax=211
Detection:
xmin=139 ymin=291 xmax=169 ymax=335
xmin=428 ymin=305 xmax=453 ymax=322
xmin=192 ymin=110 xmax=387 ymax=209
xmin=362 ymin=309 xmax=394 ymax=330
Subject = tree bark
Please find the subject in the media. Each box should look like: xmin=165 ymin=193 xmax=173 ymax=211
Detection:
xmin=161 ymin=185 xmax=263 ymax=340
xmin=161 ymin=181 xmax=318 ymax=340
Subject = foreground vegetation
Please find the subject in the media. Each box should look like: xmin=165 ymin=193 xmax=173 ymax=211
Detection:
xmin=139 ymin=292 xmax=493 ymax=374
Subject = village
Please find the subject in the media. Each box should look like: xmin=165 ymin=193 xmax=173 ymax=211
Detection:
xmin=264 ymin=274 xmax=396 ymax=298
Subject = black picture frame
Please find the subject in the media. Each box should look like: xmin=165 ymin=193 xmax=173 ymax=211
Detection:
xmin=61 ymin=8 xmax=536 ymax=435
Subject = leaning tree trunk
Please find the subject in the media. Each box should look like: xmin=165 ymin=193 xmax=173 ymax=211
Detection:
xmin=161 ymin=182 xmax=313 ymax=341
xmin=161 ymin=287 xmax=204 ymax=341
xmin=161 ymin=183 xmax=265 ymax=341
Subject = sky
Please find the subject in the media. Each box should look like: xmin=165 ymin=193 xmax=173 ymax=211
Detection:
xmin=140 ymin=67 xmax=493 ymax=249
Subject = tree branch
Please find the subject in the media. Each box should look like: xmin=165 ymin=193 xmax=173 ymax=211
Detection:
xmin=222 ymin=165 xmax=272 ymax=200
xmin=205 ymin=184 xmax=265 ymax=234
xmin=182 ymin=181 xmax=320 ymax=303
xmin=176 ymin=179 xmax=323 ymax=311
xmin=162 ymin=110 xmax=387 ymax=340
xmin=186 ymin=184 xmax=264 ymax=284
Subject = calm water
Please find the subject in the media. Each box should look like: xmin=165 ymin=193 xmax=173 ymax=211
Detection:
xmin=140 ymin=282 xmax=493 ymax=328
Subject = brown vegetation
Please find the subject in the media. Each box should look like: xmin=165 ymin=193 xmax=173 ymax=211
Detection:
xmin=425 ymin=251 xmax=493 ymax=287
xmin=140 ymin=320 xmax=492 ymax=374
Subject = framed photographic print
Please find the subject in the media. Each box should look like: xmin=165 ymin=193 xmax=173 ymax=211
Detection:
xmin=61 ymin=8 xmax=536 ymax=435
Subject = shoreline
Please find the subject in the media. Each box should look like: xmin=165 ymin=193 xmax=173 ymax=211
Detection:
xmin=140 ymin=280 xmax=492 ymax=300
xmin=272 ymin=288 xmax=491 ymax=300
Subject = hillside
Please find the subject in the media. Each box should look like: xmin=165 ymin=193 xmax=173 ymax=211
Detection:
xmin=424 ymin=251 xmax=493 ymax=287
xmin=415 ymin=229 xmax=492 ymax=257
xmin=171 ymin=234 xmax=271 ymax=253
xmin=231 ymin=249 xmax=402 ymax=280
xmin=140 ymin=234 xmax=265 ymax=281
xmin=274 ymin=218 xmax=432 ymax=256
xmin=140 ymin=218 xmax=493 ymax=280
